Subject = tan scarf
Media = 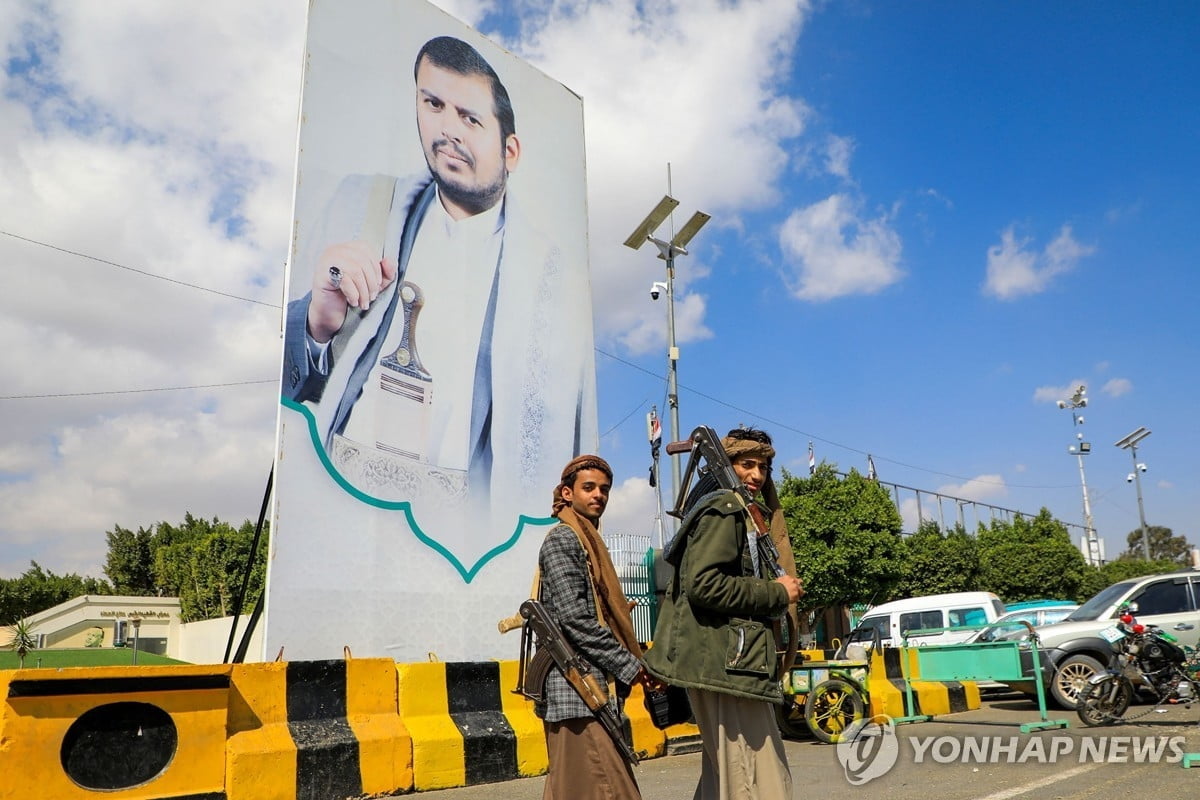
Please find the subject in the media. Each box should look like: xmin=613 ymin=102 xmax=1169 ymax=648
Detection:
xmin=552 ymin=457 xmax=644 ymax=658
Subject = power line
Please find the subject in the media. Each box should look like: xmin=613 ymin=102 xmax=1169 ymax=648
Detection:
xmin=6 ymin=227 xmax=1080 ymax=493
xmin=0 ymin=229 xmax=282 ymax=309
xmin=594 ymin=347 xmax=1078 ymax=492
xmin=0 ymin=380 xmax=276 ymax=400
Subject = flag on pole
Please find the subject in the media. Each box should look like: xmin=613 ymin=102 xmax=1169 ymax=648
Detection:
xmin=808 ymin=441 xmax=815 ymax=475
xmin=867 ymin=454 xmax=878 ymax=482
xmin=647 ymin=407 xmax=662 ymax=487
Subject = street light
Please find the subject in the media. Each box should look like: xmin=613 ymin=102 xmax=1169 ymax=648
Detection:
xmin=1059 ymin=385 xmax=1101 ymax=566
xmin=130 ymin=616 xmax=142 ymax=665
xmin=624 ymin=194 xmax=711 ymax=505
xmin=1115 ymin=426 xmax=1153 ymax=560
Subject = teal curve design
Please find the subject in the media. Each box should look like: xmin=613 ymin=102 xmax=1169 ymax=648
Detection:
xmin=280 ymin=397 xmax=555 ymax=583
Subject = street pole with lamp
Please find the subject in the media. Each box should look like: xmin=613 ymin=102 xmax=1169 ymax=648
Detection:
xmin=130 ymin=615 xmax=142 ymax=665
xmin=623 ymin=194 xmax=710 ymax=507
xmin=1057 ymin=384 xmax=1101 ymax=565
xmin=1115 ymin=426 xmax=1152 ymax=560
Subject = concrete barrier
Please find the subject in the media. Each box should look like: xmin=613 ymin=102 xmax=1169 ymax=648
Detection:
xmin=226 ymin=658 xmax=413 ymax=800
xmin=0 ymin=664 xmax=231 ymax=800
xmin=867 ymin=647 xmax=979 ymax=719
xmin=0 ymin=656 xmax=692 ymax=799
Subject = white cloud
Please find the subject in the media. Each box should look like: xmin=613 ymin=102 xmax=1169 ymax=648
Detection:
xmin=897 ymin=474 xmax=1008 ymax=533
xmin=1102 ymin=378 xmax=1133 ymax=397
xmin=509 ymin=0 xmax=814 ymax=344
xmin=618 ymin=291 xmax=714 ymax=356
xmin=936 ymin=475 xmax=1008 ymax=503
xmin=984 ymin=224 xmax=1095 ymax=300
xmin=0 ymin=1 xmax=301 ymax=577
xmin=824 ymin=134 xmax=854 ymax=179
xmin=778 ymin=194 xmax=903 ymax=300
xmin=1157 ymin=480 xmax=1174 ymax=490
xmin=602 ymin=476 xmax=663 ymax=541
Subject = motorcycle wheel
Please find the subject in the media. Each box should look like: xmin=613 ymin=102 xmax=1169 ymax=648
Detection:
xmin=1076 ymin=675 xmax=1132 ymax=727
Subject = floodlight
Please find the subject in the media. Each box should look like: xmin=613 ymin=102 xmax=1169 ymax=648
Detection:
xmin=623 ymin=195 xmax=679 ymax=250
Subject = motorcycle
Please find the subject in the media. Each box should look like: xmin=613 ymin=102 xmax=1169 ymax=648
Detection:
xmin=1076 ymin=602 xmax=1200 ymax=726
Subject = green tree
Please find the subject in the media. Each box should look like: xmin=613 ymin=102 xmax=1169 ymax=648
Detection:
xmin=893 ymin=521 xmax=981 ymax=598
xmin=778 ymin=464 xmax=907 ymax=629
xmin=151 ymin=515 xmax=269 ymax=622
xmin=1077 ymin=557 xmax=1184 ymax=600
xmin=103 ymin=524 xmax=157 ymax=594
xmin=975 ymin=509 xmax=1088 ymax=602
xmin=0 ymin=562 xmax=111 ymax=624
xmin=1118 ymin=525 xmax=1190 ymax=563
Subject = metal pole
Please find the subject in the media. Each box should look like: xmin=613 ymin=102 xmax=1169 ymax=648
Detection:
xmin=1130 ymin=444 xmax=1151 ymax=560
xmin=665 ymin=252 xmax=681 ymax=505
xmin=1076 ymin=454 xmax=1099 ymax=565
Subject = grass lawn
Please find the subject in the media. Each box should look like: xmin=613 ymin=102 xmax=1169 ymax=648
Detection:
xmin=0 ymin=648 xmax=189 ymax=670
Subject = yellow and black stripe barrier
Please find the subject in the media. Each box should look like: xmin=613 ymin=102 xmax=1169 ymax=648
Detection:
xmin=225 ymin=657 xmax=412 ymax=799
xmin=867 ymin=646 xmax=980 ymax=719
xmin=0 ymin=656 xmax=719 ymax=798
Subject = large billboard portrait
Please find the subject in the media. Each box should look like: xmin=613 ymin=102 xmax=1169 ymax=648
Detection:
xmin=266 ymin=0 xmax=596 ymax=662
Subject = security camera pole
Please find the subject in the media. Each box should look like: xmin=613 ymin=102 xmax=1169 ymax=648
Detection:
xmin=623 ymin=185 xmax=710 ymax=509
xmin=1059 ymin=385 xmax=1100 ymax=565
xmin=1115 ymin=426 xmax=1153 ymax=560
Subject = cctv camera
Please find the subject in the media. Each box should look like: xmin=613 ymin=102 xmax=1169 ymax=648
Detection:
xmin=1138 ymin=463 xmax=1147 ymax=472
xmin=650 ymin=286 xmax=660 ymax=300
xmin=1056 ymin=400 xmax=1067 ymax=409
xmin=1127 ymin=473 xmax=1135 ymax=483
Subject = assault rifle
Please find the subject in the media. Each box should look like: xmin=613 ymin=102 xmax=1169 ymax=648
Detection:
xmin=664 ymin=425 xmax=800 ymax=677
xmin=514 ymin=599 xmax=639 ymax=764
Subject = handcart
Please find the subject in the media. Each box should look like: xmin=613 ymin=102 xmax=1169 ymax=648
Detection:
xmin=778 ymin=657 xmax=869 ymax=743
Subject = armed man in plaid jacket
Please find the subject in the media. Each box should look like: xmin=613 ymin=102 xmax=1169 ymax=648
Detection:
xmin=534 ymin=455 xmax=660 ymax=800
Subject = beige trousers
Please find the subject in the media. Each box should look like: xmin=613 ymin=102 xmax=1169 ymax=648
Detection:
xmin=687 ymin=688 xmax=792 ymax=800
xmin=543 ymin=717 xmax=641 ymax=800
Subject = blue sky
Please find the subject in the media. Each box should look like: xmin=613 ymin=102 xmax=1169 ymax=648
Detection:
xmin=0 ymin=0 xmax=1196 ymax=580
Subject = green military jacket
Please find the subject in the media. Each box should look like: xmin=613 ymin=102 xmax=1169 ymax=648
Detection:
xmin=644 ymin=490 xmax=790 ymax=703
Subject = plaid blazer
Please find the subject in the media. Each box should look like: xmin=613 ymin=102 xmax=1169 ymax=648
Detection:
xmin=535 ymin=523 xmax=643 ymax=723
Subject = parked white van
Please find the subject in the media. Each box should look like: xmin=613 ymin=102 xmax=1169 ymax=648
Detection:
xmin=842 ymin=592 xmax=1006 ymax=649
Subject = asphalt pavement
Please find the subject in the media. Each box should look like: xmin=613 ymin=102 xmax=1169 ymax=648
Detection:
xmin=396 ymin=692 xmax=1200 ymax=799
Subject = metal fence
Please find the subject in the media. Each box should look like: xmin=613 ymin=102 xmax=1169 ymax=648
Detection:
xmin=604 ymin=532 xmax=656 ymax=642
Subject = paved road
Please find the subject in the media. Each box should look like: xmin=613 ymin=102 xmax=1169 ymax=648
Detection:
xmin=399 ymin=693 xmax=1200 ymax=798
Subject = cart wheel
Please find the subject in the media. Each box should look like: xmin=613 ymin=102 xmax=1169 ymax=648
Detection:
xmin=804 ymin=678 xmax=865 ymax=744
xmin=774 ymin=694 xmax=811 ymax=739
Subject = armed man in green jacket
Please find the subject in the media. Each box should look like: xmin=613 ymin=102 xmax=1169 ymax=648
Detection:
xmin=645 ymin=427 xmax=802 ymax=800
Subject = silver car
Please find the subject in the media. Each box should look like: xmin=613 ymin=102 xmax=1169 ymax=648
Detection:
xmin=1001 ymin=570 xmax=1200 ymax=708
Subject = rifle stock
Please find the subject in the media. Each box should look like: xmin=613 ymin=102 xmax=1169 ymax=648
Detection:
xmin=518 ymin=599 xmax=640 ymax=764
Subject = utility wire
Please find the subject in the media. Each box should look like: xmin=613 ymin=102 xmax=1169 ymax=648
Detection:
xmin=0 ymin=380 xmax=276 ymax=400
xmin=595 ymin=347 xmax=1078 ymax=491
xmin=600 ymin=396 xmax=650 ymax=439
xmin=7 ymin=228 xmax=1080 ymax=492
xmin=0 ymin=229 xmax=281 ymax=309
